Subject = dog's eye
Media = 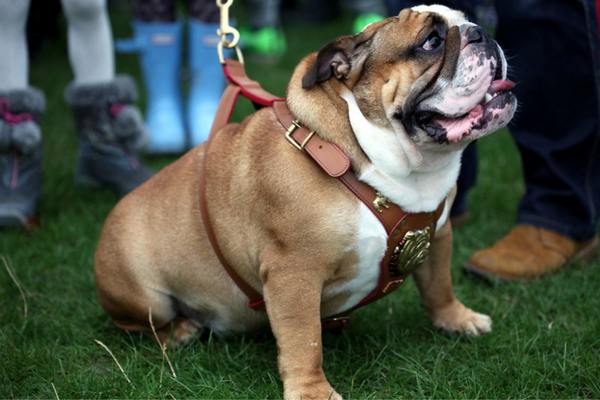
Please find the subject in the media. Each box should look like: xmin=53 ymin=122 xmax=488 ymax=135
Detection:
xmin=421 ymin=31 xmax=443 ymax=51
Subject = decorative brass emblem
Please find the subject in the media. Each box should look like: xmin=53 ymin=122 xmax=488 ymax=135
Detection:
xmin=389 ymin=226 xmax=432 ymax=276
xmin=373 ymin=192 xmax=390 ymax=213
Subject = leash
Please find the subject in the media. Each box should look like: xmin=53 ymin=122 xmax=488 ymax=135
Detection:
xmin=199 ymin=59 xmax=283 ymax=310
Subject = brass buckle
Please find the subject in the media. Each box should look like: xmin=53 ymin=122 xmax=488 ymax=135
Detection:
xmin=285 ymin=120 xmax=315 ymax=151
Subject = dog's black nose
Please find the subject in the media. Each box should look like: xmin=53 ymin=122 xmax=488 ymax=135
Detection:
xmin=466 ymin=26 xmax=484 ymax=44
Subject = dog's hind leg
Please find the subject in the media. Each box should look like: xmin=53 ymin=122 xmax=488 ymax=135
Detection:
xmin=96 ymin=279 xmax=203 ymax=345
xmin=95 ymin=271 xmax=173 ymax=331
xmin=95 ymin=258 xmax=204 ymax=346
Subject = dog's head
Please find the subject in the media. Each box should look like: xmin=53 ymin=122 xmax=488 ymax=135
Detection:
xmin=301 ymin=5 xmax=516 ymax=151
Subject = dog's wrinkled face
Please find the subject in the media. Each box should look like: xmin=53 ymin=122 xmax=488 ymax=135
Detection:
xmin=302 ymin=5 xmax=517 ymax=148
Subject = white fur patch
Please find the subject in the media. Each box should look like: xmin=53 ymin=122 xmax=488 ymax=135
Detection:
xmin=341 ymin=88 xmax=422 ymax=177
xmin=326 ymin=202 xmax=387 ymax=315
xmin=340 ymin=88 xmax=461 ymax=213
xmin=411 ymin=4 xmax=469 ymax=26
xmin=436 ymin=198 xmax=450 ymax=231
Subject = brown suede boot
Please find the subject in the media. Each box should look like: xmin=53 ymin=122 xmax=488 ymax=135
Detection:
xmin=464 ymin=224 xmax=599 ymax=280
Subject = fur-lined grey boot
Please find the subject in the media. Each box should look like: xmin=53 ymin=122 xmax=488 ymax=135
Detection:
xmin=65 ymin=76 xmax=152 ymax=196
xmin=0 ymin=87 xmax=45 ymax=228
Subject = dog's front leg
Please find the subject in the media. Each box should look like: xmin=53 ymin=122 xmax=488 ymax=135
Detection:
xmin=261 ymin=254 xmax=341 ymax=400
xmin=412 ymin=221 xmax=492 ymax=336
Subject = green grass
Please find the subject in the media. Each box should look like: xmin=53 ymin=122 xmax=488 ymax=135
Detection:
xmin=2 ymin=9 xmax=600 ymax=399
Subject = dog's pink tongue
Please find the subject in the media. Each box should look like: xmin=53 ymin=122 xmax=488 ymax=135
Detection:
xmin=489 ymin=79 xmax=515 ymax=94
xmin=441 ymin=105 xmax=484 ymax=142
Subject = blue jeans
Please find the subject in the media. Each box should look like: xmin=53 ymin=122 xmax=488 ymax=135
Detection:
xmin=386 ymin=0 xmax=600 ymax=241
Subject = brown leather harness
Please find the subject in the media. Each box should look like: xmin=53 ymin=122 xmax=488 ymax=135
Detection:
xmin=200 ymin=60 xmax=445 ymax=328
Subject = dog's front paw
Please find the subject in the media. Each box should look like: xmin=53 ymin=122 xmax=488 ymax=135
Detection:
xmin=431 ymin=301 xmax=492 ymax=336
xmin=284 ymin=380 xmax=342 ymax=400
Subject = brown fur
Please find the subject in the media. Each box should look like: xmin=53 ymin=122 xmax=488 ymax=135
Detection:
xmin=95 ymin=10 xmax=491 ymax=399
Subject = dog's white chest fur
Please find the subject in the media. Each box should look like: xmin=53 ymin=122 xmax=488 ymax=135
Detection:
xmin=324 ymin=203 xmax=387 ymax=315
xmin=323 ymin=89 xmax=456 ymax=315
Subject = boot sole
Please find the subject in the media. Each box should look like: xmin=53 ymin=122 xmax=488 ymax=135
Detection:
xmin=464 ymin=236 xmax=600 ymax=282
xmin=0 ymin=211 xmax=39 ymax=231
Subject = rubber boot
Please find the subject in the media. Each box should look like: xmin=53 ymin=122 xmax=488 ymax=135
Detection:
xmin=0 ymin=88 xmax=45 ymax=228
xmin=116 ymin=21 xmax=185 ymax=153
xmin=65 ymin=76 xmax=153 ymax=196
xmin=187 ymin=20 xmax=226 ymax=146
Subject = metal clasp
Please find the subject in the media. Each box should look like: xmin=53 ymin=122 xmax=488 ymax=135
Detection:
xmin=216 ymin=0 xmax=245 ymax=64
xmin=285 ymin=120 xmax=315 ymax=151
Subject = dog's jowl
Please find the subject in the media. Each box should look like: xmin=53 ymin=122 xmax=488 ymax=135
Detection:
xmin=94 ymin=5 xmax=516 ymax=399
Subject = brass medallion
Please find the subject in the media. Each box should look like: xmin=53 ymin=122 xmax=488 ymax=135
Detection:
xmin=389 ymin=226 xmax=432 ymax=276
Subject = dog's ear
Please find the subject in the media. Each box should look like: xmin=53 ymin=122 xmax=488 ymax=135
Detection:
xmin=302 ymin=30 xmax=376 ymax=89
xmin=302 ymin=39 xmax=352 ymax=89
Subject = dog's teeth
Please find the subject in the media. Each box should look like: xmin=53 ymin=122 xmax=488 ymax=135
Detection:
xmin=485 ymin=93 xmax=493 ymax=103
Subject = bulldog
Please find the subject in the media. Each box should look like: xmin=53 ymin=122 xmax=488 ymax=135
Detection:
xmin=95 ymin=5 xmax=517 ymax=399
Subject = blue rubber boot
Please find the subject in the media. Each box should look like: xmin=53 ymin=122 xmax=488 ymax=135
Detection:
xmin=187 ymin=20 xmax=227 ymax=146
xmin=116 ymin=21 xmax=185 ymax=154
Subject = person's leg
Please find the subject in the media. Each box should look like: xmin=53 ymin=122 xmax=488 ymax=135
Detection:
xmin=0 ymin=0 xmax=30 ymax=91
xmin=0 ymin=0 xmax=46 ymax=228
xmin=240 ymin=0 xmax=286 ymax=59
xmin=247 ymin=0 xmax=281 ymax=29
xmin=346 ymin=0 xmax=385 ymax=15
xmin=116 ymin=0 xmax=185 ymax=153
xmin=62 ymin=0 xmax=152 ymax=195
xmin=466 ymin=0 xmax=600 ymax=279
xmin=451 ymin=143 xmax=477 ymax=223
xmin=132 ymin=0 xmax=176 ymax=21
xmin=186 ymin=0 xmax=227 ymax=146
xmin=62 ymin=0 xmax=113 ymax=83
xmin=500 ymin=0 xmax=599 ymax=241
xmin=344 ymin=0 xmax=385 ymax=33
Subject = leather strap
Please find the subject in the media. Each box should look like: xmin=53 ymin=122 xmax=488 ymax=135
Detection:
xmin=223 ymin=60 xmax=284 ymax=107
xmin=272 ymin=101 xmax=350 ymax=177
xmin=200 ymin=83 xmax=266 ymax=310
xmin=199 ymin=61 xmax=284 ymax=309
xmin=338 ymin=172 xmax=408 ymax=234
xmin=209 ymin=84 xmax=241 ymax=138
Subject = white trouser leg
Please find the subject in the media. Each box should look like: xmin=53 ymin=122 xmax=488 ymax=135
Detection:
xmin=0 ymin=0 xmax=31 ymax=90
xmin=61 ymin=0 xmax=114 ymax=84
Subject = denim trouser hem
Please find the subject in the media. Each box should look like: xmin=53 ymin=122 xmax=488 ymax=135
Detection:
xmin=517 ymin=212 xmax=598 ymax=242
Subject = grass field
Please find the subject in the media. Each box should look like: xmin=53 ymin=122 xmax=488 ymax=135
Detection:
xmin=2 ymin=7 xmax=600 ymax=399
